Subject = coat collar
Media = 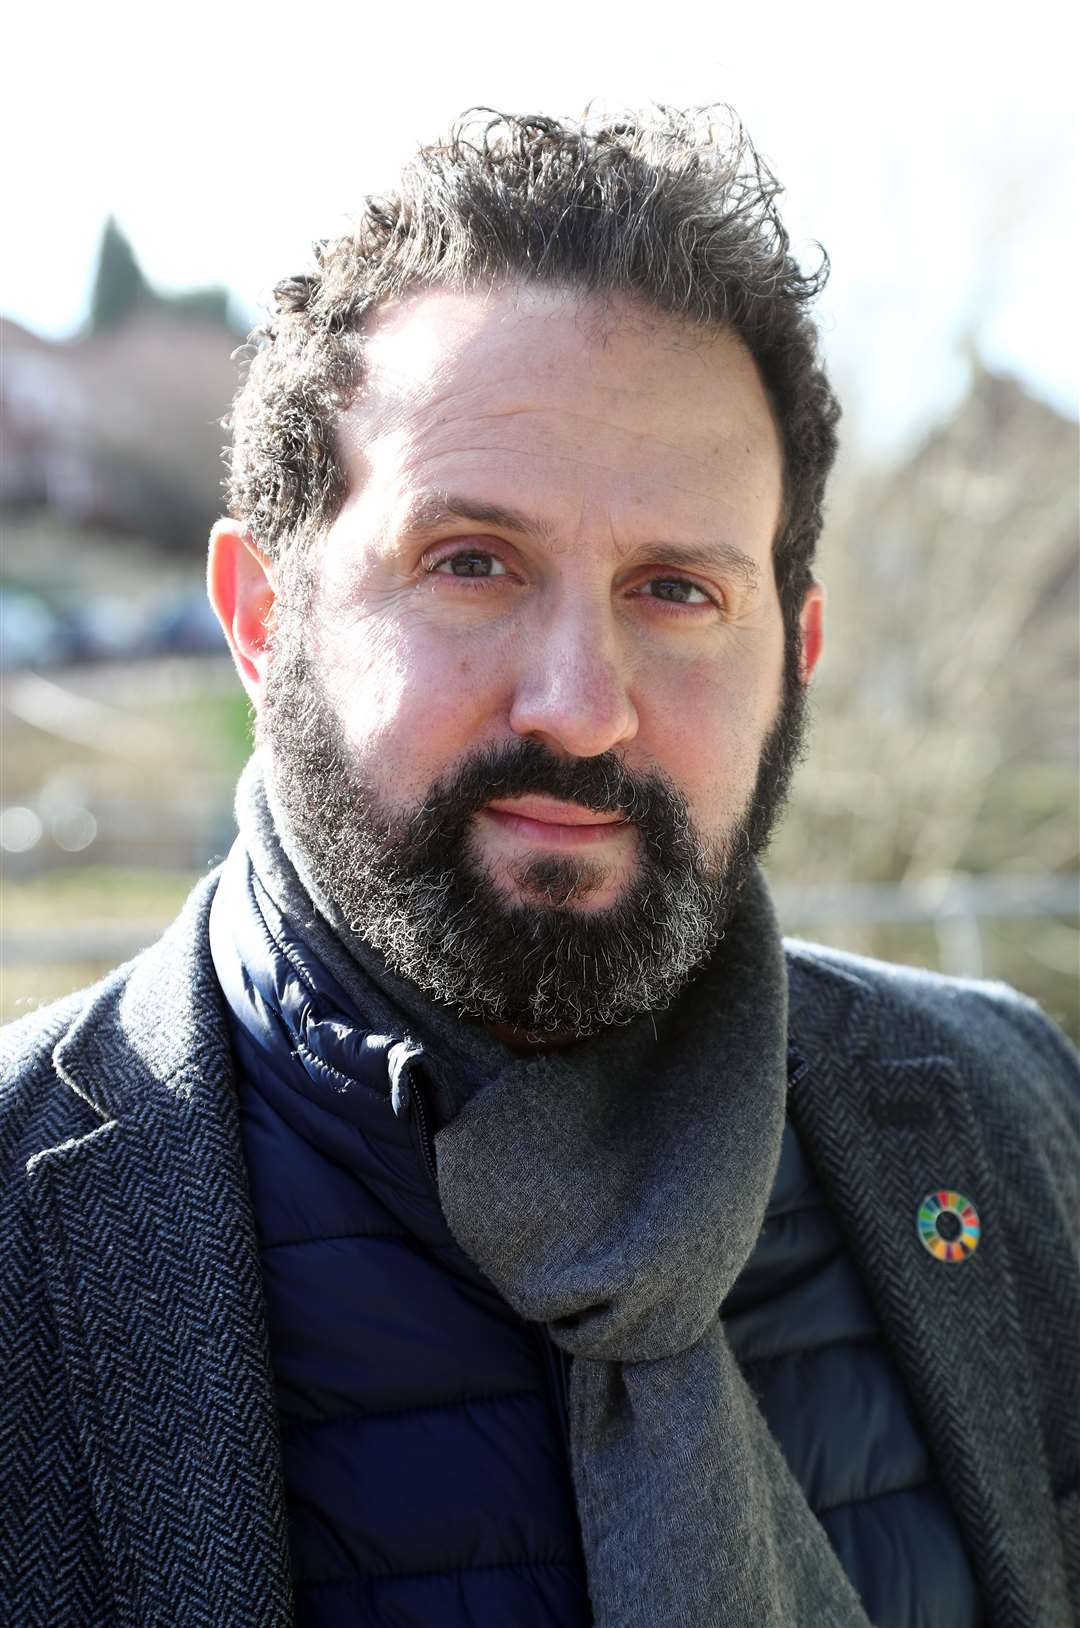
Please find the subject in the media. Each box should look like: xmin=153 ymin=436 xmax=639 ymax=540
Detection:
xmin=785 ymin=943 xmax=1070 ymax=1626
xmin=27 ymin=874 xmax=293 ymax=1628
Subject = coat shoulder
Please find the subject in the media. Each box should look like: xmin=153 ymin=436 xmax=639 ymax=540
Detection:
xmin=784 ymin=936 xmax=1080 ymax=1136
xmin=1 ymin=978 xmax=115 ymax=1170
xmin=1 ymin=871 xmax=224 ymax=1172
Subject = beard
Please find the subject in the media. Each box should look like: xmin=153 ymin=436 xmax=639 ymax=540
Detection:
xmin=259 ymin=576 xmax=808 ymax=1039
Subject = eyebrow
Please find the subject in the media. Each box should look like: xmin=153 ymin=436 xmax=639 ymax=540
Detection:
xmin=400 ymin=491 xmax=762 ymax=592
xmin=401 ymin=491 xmax=560 ymax=544
xmin=634 ymin=541 xmax=761 ymax=592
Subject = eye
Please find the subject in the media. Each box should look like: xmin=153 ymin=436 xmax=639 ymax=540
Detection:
xmin=635 ymin=575 xmax=718 ymax=607
xmin=427 ymin=549 xmax=509 ymax=579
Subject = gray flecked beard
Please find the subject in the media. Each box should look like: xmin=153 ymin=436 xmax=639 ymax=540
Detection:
xmin=258 ymin=572 xmax=808 ymax=1038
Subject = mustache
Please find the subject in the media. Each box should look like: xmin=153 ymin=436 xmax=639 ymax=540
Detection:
xmin=405 ymin=739 xmax=700 ymax=863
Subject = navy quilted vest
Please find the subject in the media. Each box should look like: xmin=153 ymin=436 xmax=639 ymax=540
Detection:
xmin=210 ymin=843 xmax=982 ymax=1627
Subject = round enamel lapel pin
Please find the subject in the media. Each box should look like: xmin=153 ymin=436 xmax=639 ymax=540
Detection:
xmin=917 ymin=1190 xmax=981 ymax=1262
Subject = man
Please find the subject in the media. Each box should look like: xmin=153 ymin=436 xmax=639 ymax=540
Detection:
xmin=2 ymin=110 xmax=1077 ymax=1628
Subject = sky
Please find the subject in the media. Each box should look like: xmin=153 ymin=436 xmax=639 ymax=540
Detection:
xmin=5 ymin=0 xmax=1077 ymax=452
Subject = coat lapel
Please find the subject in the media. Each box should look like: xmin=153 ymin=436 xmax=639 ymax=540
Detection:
xmin=786 ymin=949 xmax=1071 ymax=1628
xmin=24 ymin=877 xmax=293 ymax=1628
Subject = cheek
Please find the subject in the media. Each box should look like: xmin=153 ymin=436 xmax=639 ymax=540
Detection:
xmin=641 ymin=642 xmax=781 ymax=809
xmin=316 ymin=615 xmax=411 ymax=749
xmin=317 ymin=617 xmax=507 ymax=778
xmin=655 ymin=693 xmax=756 ymax=792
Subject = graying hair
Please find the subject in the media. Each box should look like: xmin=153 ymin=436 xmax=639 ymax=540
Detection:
xmin=225 ymin=106 xmax=840 ymax=632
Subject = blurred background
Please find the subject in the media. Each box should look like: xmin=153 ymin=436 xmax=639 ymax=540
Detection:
xmin=2 ymin=2 xmax=1078 ymax=1036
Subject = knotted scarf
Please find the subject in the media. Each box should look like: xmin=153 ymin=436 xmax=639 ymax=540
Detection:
xmin=239 ymin=754 xmax=871 ymax=1626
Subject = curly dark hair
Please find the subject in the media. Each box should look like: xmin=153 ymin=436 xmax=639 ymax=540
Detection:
xmin=225 ymin=107 xmax=840 ymax=636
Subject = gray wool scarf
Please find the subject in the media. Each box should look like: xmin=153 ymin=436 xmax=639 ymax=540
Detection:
xmin=433 ymin=871 xmax=872 ymax=1628
xmin=240 ymin=755 xmax=871 ymax=1627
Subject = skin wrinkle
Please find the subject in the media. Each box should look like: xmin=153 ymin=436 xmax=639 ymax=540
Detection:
xmin=352 ymin=427 xmax=760 ymax=488
xmin=369 ymin=405 xmax=776 ymax=479
xmin=387 ymin=492 xmax=763 ymax=598
xmin=339 ymin=373 xmax=779 ymax=511
xmin=425 ymin=394 xmax=768 ymax=489
xmin=342 ymin=449 xmax=772 ymax=569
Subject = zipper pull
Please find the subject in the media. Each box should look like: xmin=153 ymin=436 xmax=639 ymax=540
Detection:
xmin=387 ymin=1038 xmax=439 ymax=1188
xmin=388 ymin=1037 xmax=422 ymax=1118
xmin=390 ymin=1071 xmax=411 ymax=1117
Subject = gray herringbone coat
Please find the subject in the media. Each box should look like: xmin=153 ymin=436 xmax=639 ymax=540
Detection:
xmin=2 ymin=873 xmax=1078 ymax=1627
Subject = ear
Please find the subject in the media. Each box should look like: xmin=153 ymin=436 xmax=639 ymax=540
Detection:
xmin=207 ymin=521 xmax=278 ymax=712
xmin=798 ymin=580 xmax=825 ymax=684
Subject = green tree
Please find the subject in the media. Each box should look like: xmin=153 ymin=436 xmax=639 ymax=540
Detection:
xmin=89 ymin=217 xmax=150 ymax=332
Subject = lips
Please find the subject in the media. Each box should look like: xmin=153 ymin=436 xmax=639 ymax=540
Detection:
xmin=484 ymin=795 xmax=625 ymax=827
xmin=481 ymin=796 xmax=631 ymax=849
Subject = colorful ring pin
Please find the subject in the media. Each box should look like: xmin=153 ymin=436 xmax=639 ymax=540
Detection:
xmin=917 ymin=1190 xmax=981 ymax=1262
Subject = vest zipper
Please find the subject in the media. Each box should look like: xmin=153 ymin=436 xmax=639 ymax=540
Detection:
xmin=409 ymin=1073 xmax=439 ymax=1188
xmin=389 ymin=1055 xmax=439 ymax=1189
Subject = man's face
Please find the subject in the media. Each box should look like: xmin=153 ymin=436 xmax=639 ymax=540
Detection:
xmin=257 ymin=285 xmax=815 ymax=1037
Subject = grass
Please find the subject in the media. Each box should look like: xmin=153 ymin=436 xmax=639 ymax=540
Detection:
xmin=2 ymin=865 xmax=202 ymax=931
xmin=1 ymin=865 xmax=203 ymax=1022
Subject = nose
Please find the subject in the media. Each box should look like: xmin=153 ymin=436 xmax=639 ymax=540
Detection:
xmin=507 ymin=607 xmax=639 ymax=758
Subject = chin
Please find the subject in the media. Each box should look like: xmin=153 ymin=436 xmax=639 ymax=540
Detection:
xmin=495 ymin=854 xmax=635 ymax=915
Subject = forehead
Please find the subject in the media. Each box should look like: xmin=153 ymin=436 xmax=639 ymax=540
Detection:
xmin=333 ymin=284 xmax=784 ymax=546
